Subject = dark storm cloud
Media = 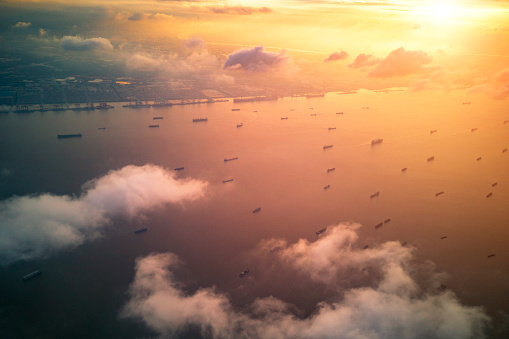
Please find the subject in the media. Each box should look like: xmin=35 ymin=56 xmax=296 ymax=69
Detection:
xmin=323 ymin=51 xmax=348 ymax=63
xmin=122 ymin=223 xmax=490 ymax=338
xmin=0 ymin=165 xmax=207 ymax=266
xmin=223 ymin=46 xmax=289 ymax=71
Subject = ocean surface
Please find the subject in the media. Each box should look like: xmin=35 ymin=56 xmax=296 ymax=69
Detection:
xmin=1 ymin=89 xmax=508 ymax=338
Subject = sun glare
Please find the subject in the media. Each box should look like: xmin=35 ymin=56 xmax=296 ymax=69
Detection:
xmin=415 ymin=0 xmax=463 ymax=23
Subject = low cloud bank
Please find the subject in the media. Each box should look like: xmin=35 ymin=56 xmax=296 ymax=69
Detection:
xmin=12 ymin=22 xmax=31 ymax=28
xmin=323 ymin=51 xmax=348 ymax=63
xmin=368 ymin=47 xmax=433 ymax=78
xmin=208 ymin=6 xmax=272 ymax=15
xmin=122 ymin=223 xmax=489 ymax=339
xmin=0 ymin=164 xmax=207 ymax=265
xmin=223 ymin=46 xmax=289 ymax=72
xmin=60 ymin=36 xmax=113 ymax=52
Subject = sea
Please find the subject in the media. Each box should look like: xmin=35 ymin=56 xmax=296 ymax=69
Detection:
xmin=0 ymin=89 xmax=508 ymax=338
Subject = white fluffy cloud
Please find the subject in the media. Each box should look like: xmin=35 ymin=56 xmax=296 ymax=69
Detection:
xmin=12 ymin=22 xmax=31 ymax=28
xmin=60 ymin=36 xmax=113 ymax=52
xmin=0 ymin=164 xmax=207 ymax=265
xmin=368 ymin=47 xmax=433 ymax=78
xmin=122 ymin=224 xmax=489 ymax=338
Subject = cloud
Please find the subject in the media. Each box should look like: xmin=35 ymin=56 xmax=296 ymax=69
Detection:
xmin=368 ymin=47 xmax=433 ymax=78
xmin=12 ymin=22 xmax=31 ymax=28
xmin=39 ymin=28 xmax=47 ymax=36
xmin=116 ymin=12 xmax=174 ymax=21
xmin=323 ymin=51 xmax=349 ymax=63
xmin=60 ymin=36 xmax=113 ymax=52
xmin=128 ymin=12 xmax=146 ymax=21
xmin=184 ymin=36 xmax=206 ymax=50
xmin=122 ymin=224 xmax=490 ymax=338
xmin=0 ymin=164 xmax=207 ymax=266
xmin=348 ymin=53 xmax=380 ymax=69
xmin=207 ymin=6 xmax=272 ymax=15
xmin=223 ymin=46 xmax=289 ymax=72
xmin=468 ymin=68 xmax=509 ymax=100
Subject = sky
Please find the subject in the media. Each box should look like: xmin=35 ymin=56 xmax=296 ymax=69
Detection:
xmin=1 ymin=0 xmax=508 ymax=95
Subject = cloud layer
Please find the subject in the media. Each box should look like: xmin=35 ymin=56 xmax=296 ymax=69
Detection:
xmin=60 ymin=36 xmax=114 ymax=52
xmin=323 ymin=51 xmax=348 ymax=63
xmin=368 ymin=47 xmax=433 ymax=78
xmin=223 ymin=46 xmax=289 ymax=72
xmin=0 ymin=164 xmax=207 ymax=265
xmin=122 ymin=223 xmax=489 ymax=339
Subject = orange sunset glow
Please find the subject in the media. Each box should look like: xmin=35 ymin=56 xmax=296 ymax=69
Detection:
xmin=1 ymin=0 xmax=508 ymax=338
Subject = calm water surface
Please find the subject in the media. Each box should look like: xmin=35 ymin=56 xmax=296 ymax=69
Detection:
xmin=0 ymin=89 xmax=508 ymax=337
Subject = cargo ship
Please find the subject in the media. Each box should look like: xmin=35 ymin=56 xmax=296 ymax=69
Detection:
xmin=305 ymin=93 xmax=325 ymax=98
xmin=401 ymin=168 xmax=408 ymax=172
xmin=323 ymin=145 xmax=333 ymax=149
xmin=153 ymin=117 xmax=163 ymax=120
xmin=193 ymin=118 xmax=208 ymax=122
xmin=239 ymin=269 xmax=250 ymax=278
xmin=316 ymin=228 xmax=326 ymax=235
xmin=427 ymin=156 xmax=435 ymax=162
xmin=328 ymin=127 xmax=336 ymax=130
xmin=281 ymin=117 xmax=288 ymax=120
xmin=435 ymin=191 xmax=444 ymax=197
xmin=336 ymin=112 xmax=344 ymax=114
xmin=327 ymin=168 xmax=335 ymax=172
xmin=231 ymin=108 xmax=240 ymax=111
xmin=224 ymin=157 xmax=238 ymax=162
xmin=486 ymin=192 xmax=493 ymax=198
xmin=57 ymin=133 xmax=82 ymax=139
xmin=174 ymin=167 xmax=184 ymax=171
xmin=148 ymin=124 xmax=159 ymax=128
xmin=384 ymin=219 xmax=391 ymax=223
xmin=237 ymin=123 xmax=243 ymax=127
xmin=222 ymin=179 xmax=234 ymax=183
xmin=370 ymin=191 xmax=380 ymax=198
xmin=252 ymin=207 xmax=261 ymax=213
xmin=134 ymin=227 xmax=148 ymax=234
xmin=323 ymin=185 xmax=331 ymax=190
xmin=371 ymin=138 xmax=383 ymax=145
xmin=23 ymin=270 xmax=41 ymax=281
xmin=476 ymin=157 xmax=482 ymax=161
xmin=471 ymin=128 xmax=478 ymax=132
xmin=375 ymin=222 xmax=383 ymax=229
xmin=96 ymin=102 xmax=114 ymax=110
xmin=430 ymin=130 xmax=438 ymax=134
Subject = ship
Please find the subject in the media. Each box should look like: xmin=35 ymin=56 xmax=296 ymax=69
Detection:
xmin=363 ymin=245 xmax=369 ymax=250
xmin=375 ymin=222 xmax=383 ymax=229
xmin=462 ymin=102 xmax=471 ymax=105
xmin=96 ymin=102 xmax=114 ymax=110
xmin=504 ymin=120 xmax=509 ymax=124
xmin=252 ymin=207 xmax=261 ymax=213
xmin=281 ymin=117 xmax=288 ymax=120
xmin=370 ymin=191 xmax=380 ymax=198
xmin=476 ymin=157 xmax=482 ymax=161
xmin=503 ymin=148 xmax=508 ymax=153
xmin=174 ymin=167 xmax=184 ymax=171
xmin=471 ymin=128 xmax=478 ymax=132
xmin=323 ymin=145 xmax=333 ymax=149
xmin=441 ymin=236 xmax=448 ymax=239
xmin=193 ymin=117 xmax=208 ymax=122
xmin=239 ymin=269 xmax=250 ymax=278
xmin=310 ymin=113 xmax=317 ymax=116
xmin=401 ymin=168 xmax=408 ymax=172
xmin=362 ymin=106 xmax=370 ymax=109
xmin=336 ymin=112 xmax=344 ymax=114
xmin=148 ymin=124 xmax=159 ymax=128
xmin=435 ymin=191 xmax=444 ymax=197
xmin=487 ymin=254 xmax=495 ymax=258
xmin=371 ymin=138 xmax=383 ymax=145
xmin=316 ymin=228 xmax=326 ymax=235
xmin=323 ymin=185 xmax=331 ymax=190
xmin=153 ymin=117 xmax=163 ymax=120
xmin=430 ymin=130 xmax=438 ymax=134
xmin=328 ymin=127 xmax=336 ymax=130
xmin=57 ymin=133 xmax=82 ymax=139
xmin=237 ymin=123 xmax=243 ymax=127
xmin=492 ymin=182 xmax=498 ymax=187
xmin=486 ymin=192 xmax=493 ymax=198
xmin=327 ymin=168 xmax=335 ymax=172
xmin=305 ymin=93 xmax=325 ymax=98
xmin=22 ymin=270 xmax=41 ymax=281
xmin=231 ymin=108 xmax=240 ymax=111
xmin=222 ymin=179 xmax=234 ymax=183
xmin=134 ymin=227 xmax=148 ymax=234
xmin=384 ymin=219 xmax=391 ymax=223
xmin=98 ymin=127 xmax=106 ymax=130
xmin=224 ymin=157 xmax=238 ymax=162
xmin=427 ymin=156 xmax=435 ymax=162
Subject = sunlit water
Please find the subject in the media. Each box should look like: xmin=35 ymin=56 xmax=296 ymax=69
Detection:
xmin=0 ymin=89 xmax=508 ymax=337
